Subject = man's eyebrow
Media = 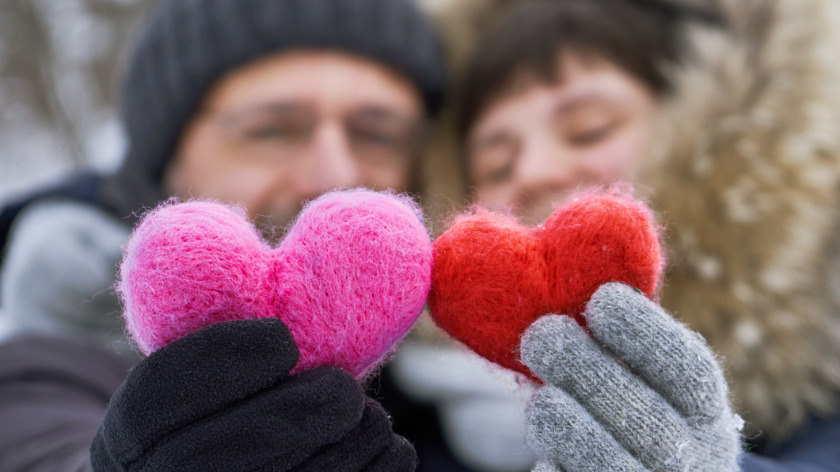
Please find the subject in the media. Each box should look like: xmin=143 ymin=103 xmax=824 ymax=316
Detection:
xmin=201 ymin=100 xmax=311 ymax=121
xmin=249 ymin=101 xmax=310 ymax=113
xmin=350 ymin=105 xmax=413 ymax=121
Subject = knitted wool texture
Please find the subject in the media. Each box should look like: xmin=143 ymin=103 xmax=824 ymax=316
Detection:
xmin=522 ymin=284 xmax=742 ymax=471
xmin=119 ymin=190 xmax=432 ymax=378
xmin=429 ymin=188 xmax=663 ymax=379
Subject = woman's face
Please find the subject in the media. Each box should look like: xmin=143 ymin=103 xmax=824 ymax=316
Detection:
xmin=468 ymin=54 xmax=661 ymax=224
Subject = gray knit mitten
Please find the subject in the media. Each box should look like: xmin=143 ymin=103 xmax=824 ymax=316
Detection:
xmin=521 ymin=283 xmax=743 ymax=472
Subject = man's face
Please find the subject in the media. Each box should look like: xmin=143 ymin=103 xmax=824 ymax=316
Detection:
xmin=164 ymin=51 xmax=424 ymax=233
xmin=467 ymin=53 xmax=660 ymax=225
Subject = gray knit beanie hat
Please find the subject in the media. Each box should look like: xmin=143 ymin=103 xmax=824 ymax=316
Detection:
xmin=102 ymin=0 xmax=446 ymax=219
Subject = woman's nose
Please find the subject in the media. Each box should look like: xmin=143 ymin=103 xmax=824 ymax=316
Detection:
xmin=516 ymin=136 xmax=578 ymax=196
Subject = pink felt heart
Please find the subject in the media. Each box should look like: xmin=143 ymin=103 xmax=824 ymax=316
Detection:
xmin=119 ymin=190 xmax=432 ymax=378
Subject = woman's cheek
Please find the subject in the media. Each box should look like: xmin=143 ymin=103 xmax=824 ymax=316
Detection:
xmin=583 ymin=131 xmax=648 ymax=182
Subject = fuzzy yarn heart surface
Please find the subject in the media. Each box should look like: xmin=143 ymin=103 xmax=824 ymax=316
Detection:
xmin=429 ymin=188 xmax=664 ymax=380
xmin=119 ymin=190 xmax=432 ymax=378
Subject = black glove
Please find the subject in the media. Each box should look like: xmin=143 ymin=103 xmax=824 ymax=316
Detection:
xmin=90 ymin=318 xmax=416 ymax=472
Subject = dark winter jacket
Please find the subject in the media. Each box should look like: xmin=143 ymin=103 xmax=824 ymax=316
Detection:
xmin=0 ymin=335 xmax=130 ymax=472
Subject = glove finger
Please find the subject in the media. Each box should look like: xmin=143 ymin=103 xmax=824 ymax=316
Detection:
xmin=295 ymin=398 xmax=412 ymax=472
xmin=527 ymin=388 xmax=646 ymax=472
xmin=96 ymin=318 xmax=300 ymax=467
xmin=123 ymin=366 xmax=365 ymax=472
xmin=363 ymin=434 xmax=418 ymax=472
xmin=522 ymin=316 xmax=689 ymax=469
xmin=584 ymin=283 xmax=729 ymax=421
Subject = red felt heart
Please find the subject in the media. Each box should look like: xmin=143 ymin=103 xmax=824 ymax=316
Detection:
xmin=429 ymin=189 xmax=663 ymax=379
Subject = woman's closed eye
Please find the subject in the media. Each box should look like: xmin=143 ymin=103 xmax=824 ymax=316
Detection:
xmin=556 ymin=99 xmax=624 ymax=148
xmin=566 ymin=121 xmax=618 ymax=147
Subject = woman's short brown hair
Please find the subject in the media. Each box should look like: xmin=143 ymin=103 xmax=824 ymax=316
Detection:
xmin=458 ymin=0 xmax=723 ymax=136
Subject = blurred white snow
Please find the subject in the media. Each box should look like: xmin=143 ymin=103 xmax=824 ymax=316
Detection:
xmin=0 ymin=0 xmax=154 ymax=201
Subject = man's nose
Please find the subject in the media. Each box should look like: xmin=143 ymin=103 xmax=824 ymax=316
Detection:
xmin=295 ymin=121 xmax=363 ymax=197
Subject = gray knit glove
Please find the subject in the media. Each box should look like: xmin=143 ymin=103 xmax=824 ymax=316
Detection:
xmin=521 ymin=283 xmax=743 ymax=472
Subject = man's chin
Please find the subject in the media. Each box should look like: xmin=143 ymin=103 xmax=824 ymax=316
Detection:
xmin=253 ymin=209 xmax=301 ymax=244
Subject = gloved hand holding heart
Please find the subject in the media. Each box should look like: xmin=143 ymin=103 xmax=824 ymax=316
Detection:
xmin=119 ymin=190 xmax=432 ymax=378
xmin=429 ymin=187 xmax=664 ymax=380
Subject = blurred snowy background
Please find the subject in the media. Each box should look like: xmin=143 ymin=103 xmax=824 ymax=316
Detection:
xmin=0 ymin=0 xmax=453 ymax=204
xmin=0 ymin=0 xmax=156 ymax=202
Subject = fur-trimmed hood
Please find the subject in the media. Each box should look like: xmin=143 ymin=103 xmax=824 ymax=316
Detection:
xmin=426 ymin=0 xmax=840 ymax=442
xmin=646 ymin=0 xmax=840 ymax=441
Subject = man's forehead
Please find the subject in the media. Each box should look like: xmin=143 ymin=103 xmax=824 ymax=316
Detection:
xmin=199 ymin=50 xmax=424 ymax=117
